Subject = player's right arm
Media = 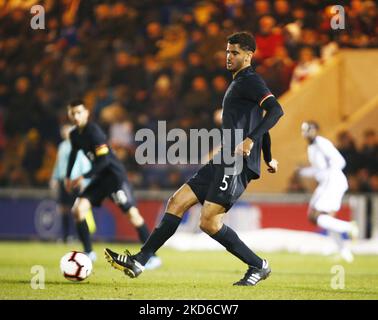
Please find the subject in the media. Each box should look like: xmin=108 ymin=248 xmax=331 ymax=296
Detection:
xmin=65 ymin=133 xmax=79 ymax=192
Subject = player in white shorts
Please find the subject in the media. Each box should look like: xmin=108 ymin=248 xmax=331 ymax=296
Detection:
xmin=299 ymin=121 xmax=359 ymax=263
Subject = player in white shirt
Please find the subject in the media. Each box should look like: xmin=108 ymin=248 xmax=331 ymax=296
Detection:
xmin=299 ymin=121 xmax=359 ymax=263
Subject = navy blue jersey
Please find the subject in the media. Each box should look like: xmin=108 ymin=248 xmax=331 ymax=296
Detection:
xmin=222 ymin=66 xmax=274 ymax=177
xmin=67 ymin=122 xmax=125 ymax=179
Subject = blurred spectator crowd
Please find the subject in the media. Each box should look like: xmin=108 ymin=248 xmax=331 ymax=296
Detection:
xmin=0 ymin=0 xmax=377 ymax=190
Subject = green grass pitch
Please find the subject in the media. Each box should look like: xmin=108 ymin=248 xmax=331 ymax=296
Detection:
xmin=1 ymin=241 xmax=378 ymax=300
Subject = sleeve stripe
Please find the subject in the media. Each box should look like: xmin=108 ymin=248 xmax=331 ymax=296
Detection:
xmin=95 ymin=144 xmax=109 ymax=156
xmin=95 ymin=144 xmax=107 ymax=150
xmin=259 ymin=94 xmax=274 ymax=106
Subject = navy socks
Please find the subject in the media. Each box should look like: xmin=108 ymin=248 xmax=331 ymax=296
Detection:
xmin=134 ymin=213 xmax=181 ymax=265
xmin=211 ymin=224 xmax=263 ymax=269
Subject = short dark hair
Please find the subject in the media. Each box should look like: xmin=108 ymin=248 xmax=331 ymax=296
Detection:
xmin=227 ymin=31 xmax=256 ymax=52
xmin=306 ymin=121 xmax=319 ymax=131
xmin=68 ymin=99 xmax=85 ymax=108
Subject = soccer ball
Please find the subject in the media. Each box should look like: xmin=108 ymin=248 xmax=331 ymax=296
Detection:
xmin=60 ymin=251 xmax=93 ymax=282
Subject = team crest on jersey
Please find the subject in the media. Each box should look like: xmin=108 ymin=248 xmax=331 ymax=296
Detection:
xmin=86 ymin=151 xmax=95 ymax=161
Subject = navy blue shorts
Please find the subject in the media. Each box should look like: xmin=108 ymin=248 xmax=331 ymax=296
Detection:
xmin=58 ymin=181 xmax=77 ymax=206
xmin=80 ymin=171 xmax=136 ymax=212
xmin=186 ymin=160 xmax=257 ymax=212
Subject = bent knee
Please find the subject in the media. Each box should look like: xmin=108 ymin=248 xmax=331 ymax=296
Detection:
xmin=166 ymin=184 xmax=198 ymax=216
xmin=72 ymin=198 xmax=91 ymax=221
xmin=308 ymin=210 xmax=320 ymax=224
xmin=166 ymin=195 xmax=187 ymax=217
xmin=199 ymin=217 xmax=222 ymax=235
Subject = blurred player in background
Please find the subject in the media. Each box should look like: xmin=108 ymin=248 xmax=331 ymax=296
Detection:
xmin=299 ymin=121 xmax=359 ymax=262
xmin=50 ymin=124 xmax=96 ymax=243
xmin=65 ymin=100 xmax=161 ymax=269
xmin=105 ymin=32 xmax=284 ymax=286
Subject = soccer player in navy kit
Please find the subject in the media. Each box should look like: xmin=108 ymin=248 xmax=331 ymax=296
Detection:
xmin=105 ymin=32 xmax=284 ymax=286
xmin=65 ymin=100 xmax=161 ymax=269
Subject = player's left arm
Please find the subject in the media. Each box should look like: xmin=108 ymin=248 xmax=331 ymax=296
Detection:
xmin=65 ymin=132 xmax=80 ymax=192
xmin=247 ymin=96 xmax=284 ymax=143
xmin=81 ymin=147 xmax=110 ymax=180
xmin=75 ymin=124 xmax=111 ymax=182
xmin=236 ymin=75 xmax=284 ymax=157
xmin=318 ymin=138 xmax=346 ymax=170
xmin=262 ymin=132 xmax=278 ymax=173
